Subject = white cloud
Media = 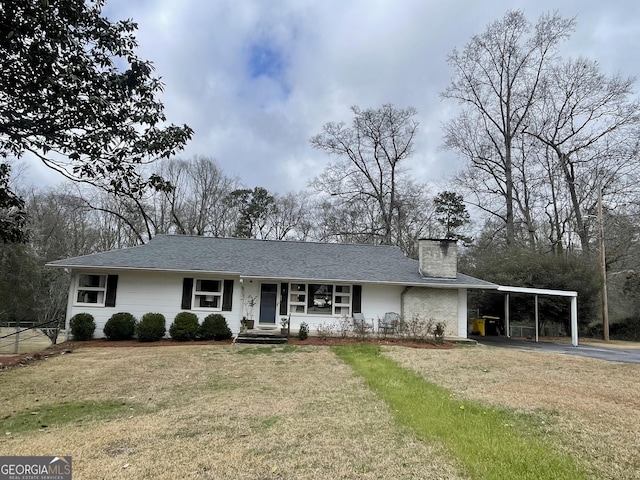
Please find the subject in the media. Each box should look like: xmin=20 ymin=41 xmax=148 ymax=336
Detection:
xmin=25 ymin=0 xmax=640 ymax=195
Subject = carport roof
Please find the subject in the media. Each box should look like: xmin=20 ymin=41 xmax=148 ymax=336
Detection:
xmin=497 ymin=286 xmax=577 ymax=297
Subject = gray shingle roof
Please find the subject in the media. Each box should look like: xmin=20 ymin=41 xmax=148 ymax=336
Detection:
xmin=47 ymin=235 xmax=497 ymax=288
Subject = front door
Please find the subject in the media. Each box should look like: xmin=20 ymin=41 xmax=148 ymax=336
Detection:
xmin=258 ymin=283 xmax=278 ymax=324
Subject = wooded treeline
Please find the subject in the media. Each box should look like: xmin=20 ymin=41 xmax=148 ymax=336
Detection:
xmin=3 ymin=7 xmax=640 ymax=339
xmin=1 ymin=148 xmax=449 ymax=329
xmin=442 ymin=11 xmax=640 ymax=338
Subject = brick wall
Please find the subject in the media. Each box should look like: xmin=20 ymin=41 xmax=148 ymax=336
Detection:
xmin=418 ymin=239 xmax=457 ymax=278
xmin=402 ymin=287 xmax=459 ymax=336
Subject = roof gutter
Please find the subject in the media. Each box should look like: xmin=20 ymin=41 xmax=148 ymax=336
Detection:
xmin=46 ymin=265 xmax=499 ymax=290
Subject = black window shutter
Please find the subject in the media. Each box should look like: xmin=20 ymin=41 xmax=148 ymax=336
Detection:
xmin=222 ymin=280 xmax=234 ymax=311
xmin=181 ymin=278 xmax=193 ymax=310
xmin=279 ymin=283 xmax=289 ymax=316
xmin=307 ymin=284 xmax=316 ymax=309
xmin=352 ymin=285 xmax=362 ymax=314
xmin=105 ymin=275 xmax=118 ymax=307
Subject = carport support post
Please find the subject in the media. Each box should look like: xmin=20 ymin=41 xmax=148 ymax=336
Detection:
xmin=504 ymin=293 xmax=510 ymax=338
xmin=534 ymin=295 xmax=539 ymax=343
xmin=571 ymin=296 xmax=578 ymax=347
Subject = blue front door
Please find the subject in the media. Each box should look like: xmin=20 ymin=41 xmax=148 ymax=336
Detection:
xmin=258 ymin=283 xmax=278 ymax=324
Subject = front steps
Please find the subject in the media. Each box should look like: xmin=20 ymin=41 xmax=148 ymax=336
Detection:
xmin=235 ymin=328 xmax=288 ymax=345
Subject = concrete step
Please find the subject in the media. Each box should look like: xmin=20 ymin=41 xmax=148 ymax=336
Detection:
xmin=235 ymin=329 xmax=289 ymax=344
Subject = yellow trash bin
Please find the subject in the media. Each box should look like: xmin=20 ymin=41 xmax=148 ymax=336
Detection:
xmin=472 ymin=318 xmax=486 ymax=336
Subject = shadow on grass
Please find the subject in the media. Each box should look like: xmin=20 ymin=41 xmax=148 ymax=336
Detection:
xmin=1 ymin=400 xmax=137 ymax=434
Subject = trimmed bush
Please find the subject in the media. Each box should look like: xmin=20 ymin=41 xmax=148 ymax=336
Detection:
xmin=136 ymin=313 xmax=166 ymax=342
xmin=103 ymin=312 xmax=137 ymax=340
xmin=298 ymin=322 xmax=309 ymax=341
xmin=169 ymin=312 xmax=200 ymax=341
xmin=70 ymin=313 xmax=96 ymax=341
xmin=200 ymin=314 xmax=232 ymax=341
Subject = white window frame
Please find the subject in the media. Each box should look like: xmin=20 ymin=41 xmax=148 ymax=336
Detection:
xmin=288 ymin=283 xmax=352 ymax=316
xmin=332 ymin=284 xmax=352 ymax=316
xmin=74 ymin=273 xmax=107 ymax=307
xmin=289 ymin=283 xmax=307 ymax=314
xmin=192 ymin=278 xmax=224 ymax=311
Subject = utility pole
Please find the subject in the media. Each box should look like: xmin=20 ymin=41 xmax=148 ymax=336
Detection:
xmin=598 ymin=184 xmax=609 ymax=341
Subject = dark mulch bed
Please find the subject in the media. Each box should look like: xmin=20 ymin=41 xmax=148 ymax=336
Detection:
xmin=288 ymin=336 xmax=454 ymax=349
xmin=1 ymin=336 xmax=453 ymax=370
xmin=0 ymin=342 xmax=76 ymax=369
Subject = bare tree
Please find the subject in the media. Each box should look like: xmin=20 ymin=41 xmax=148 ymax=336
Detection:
xmin=525 ymin=57 xmax=640 ymax=252
xmin=310 ymin=104 xmax=424 ymax=249
xmin=442 ymin=10 xmax=575 ymax=247
xmin=153 ymin=156 xmax=239 ymax=236
xmin=26 ymin=185 xmax=108 ymax=259
xmin=267 ymin=192 xmax=314 ymax=241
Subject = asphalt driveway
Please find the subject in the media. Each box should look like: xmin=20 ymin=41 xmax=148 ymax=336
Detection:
xmin=473 ymin=335 xmax=640 ymax=365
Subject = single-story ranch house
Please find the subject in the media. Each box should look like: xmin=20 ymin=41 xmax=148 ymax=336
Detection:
xmin=47 ymin=235 xmax=577 ymax=343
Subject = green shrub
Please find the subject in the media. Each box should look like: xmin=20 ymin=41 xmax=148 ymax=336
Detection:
xmin=136 ymin=313 xmax=166 ymax=342
xmin=103 ymin=312 xmax=137 ymax=340
xmin=70 ymin=313 xmax=96 ymax=341
xmin=200 ymin=314 xmax=232 ymax=341
xmin=169 ymin=312 xmax=200 ymax=341
xmin=610 ymin=317 xmax=640 ymax=341
xmin=298 ymin=322 xmax=309 ymax=341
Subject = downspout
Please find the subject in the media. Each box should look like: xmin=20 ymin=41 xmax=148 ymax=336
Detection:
xmin=400 ymin=286 xmax=412 ymax=319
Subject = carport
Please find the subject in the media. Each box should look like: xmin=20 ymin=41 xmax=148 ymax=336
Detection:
xmin=497 ymin=286 xmax=579 ymax=346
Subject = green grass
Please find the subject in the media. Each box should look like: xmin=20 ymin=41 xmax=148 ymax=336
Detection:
xmin=1 ymin=400 xmax=135 ymax=434
xmin=334 ymin=345 xmax=589 ymax=480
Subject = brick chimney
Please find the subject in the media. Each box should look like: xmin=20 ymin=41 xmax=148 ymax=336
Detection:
xmin=418 ymin=239 xmax=458 ymax=278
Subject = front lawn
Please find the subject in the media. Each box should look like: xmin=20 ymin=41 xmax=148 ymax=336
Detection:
xmin=1 ymin=342 xmax=638 ymax=479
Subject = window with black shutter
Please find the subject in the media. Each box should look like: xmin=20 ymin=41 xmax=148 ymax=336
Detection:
xmin=181 ymin=278 xmax=193 ymax=309
xmin=222 ymin=280 xmax=234 ymax=311
xmin=105 ymin=275 xmax=119 ymax=307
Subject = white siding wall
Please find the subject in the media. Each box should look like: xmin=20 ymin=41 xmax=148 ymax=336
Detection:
xmin=240 ymin=281 xmax=404 ymax=332
xmin=284 ymin=283 xmax=404 ymax=333
xmin=65 ymin=271 xmax=464 ymax=339
xmin=241 ymin=281 xmax=261 ymax=321
xmin=66 ymin=271 xmax=243 ymax=338
xmin=361 ymin=284 xmax=404 ymax=324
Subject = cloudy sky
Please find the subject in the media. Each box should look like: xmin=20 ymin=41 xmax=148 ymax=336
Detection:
xmin=34 ymin=0 xmax=640 ymax=194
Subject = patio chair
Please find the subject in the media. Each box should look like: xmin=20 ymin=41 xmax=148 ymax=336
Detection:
xmin=352 ymin=312 xmax=374 ymax=333
xmin=379 ymin=312 xmax=400 ymax=335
